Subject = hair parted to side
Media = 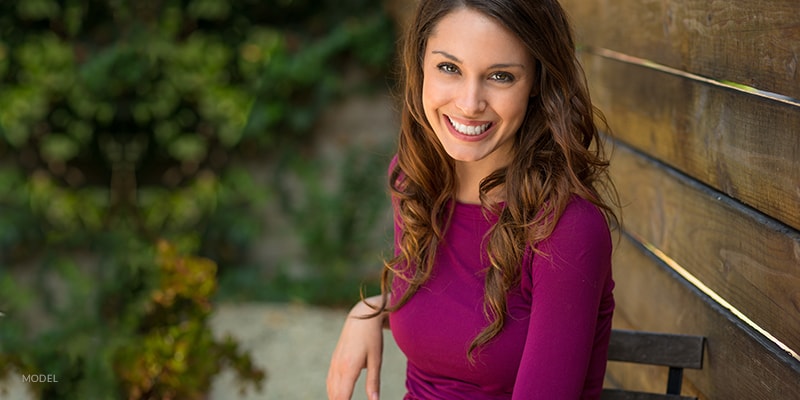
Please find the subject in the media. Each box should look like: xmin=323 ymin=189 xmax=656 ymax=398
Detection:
xmin=366 ymin=0 xmax=618 ymax=362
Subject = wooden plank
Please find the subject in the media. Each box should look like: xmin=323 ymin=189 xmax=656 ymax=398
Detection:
xmin=609 ymin=235 xmax=800 ymax=400
xmin=601 ymin=388 xmax=695 ymax=400
xmin=608 ymin=144 xmax=800 ymax=359
xmin=561 ymin=0 xmax=800 ymax=100
xmin=608 ymin=329 xmax=705 ymax=369
xmin=582 ymin=52 xmax=800 ymax=231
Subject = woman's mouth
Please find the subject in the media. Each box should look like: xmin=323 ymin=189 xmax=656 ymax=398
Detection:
xmin=447 ymin=116 xmax=493 ymax=136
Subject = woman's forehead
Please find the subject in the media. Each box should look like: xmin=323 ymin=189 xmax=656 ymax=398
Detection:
xmin=425 ymin=8 xmax=532 ymax=67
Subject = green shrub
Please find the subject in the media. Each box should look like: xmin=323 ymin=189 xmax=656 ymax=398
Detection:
xmin=0 ymin=0 xmax=396 ymax=397
xmin=0 ymin=0 xmax=395 ymax=262
xmin=0 ymin=236 xmax=265 ymax=399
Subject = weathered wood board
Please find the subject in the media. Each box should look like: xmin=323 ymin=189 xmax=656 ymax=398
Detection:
xmin=561 ymin=0 xmax=800 ymax=100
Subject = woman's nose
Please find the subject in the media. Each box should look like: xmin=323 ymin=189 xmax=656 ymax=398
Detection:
xmin=454 ymin=80 xmax=486 ymax=116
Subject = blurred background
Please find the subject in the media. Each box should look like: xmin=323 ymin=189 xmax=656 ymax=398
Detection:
xmin=0 ymin=0 xmax=411 ymax=398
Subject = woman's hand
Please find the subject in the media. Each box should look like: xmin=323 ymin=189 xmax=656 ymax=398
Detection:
xmin=327 ymin=295 xmax=387 ymax=400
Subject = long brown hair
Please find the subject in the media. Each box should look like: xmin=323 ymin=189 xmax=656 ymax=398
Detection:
xmin=370 ymin=0 xmax=617 ymax=361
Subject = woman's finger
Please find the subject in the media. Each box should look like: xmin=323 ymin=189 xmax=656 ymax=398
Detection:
xmin=365 ymin=335 xmax=383 ymax=400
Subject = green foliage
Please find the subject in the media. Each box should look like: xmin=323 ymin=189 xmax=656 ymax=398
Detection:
xmin=0 ymin=0 xmax=396 ymax=397
xmin=0 ymin=0 xmax=395 ymax=249
xmin=0 ymin=237 xmax=264 ymax=399
xmin=114 ymin=240 xmax=264 ymax=399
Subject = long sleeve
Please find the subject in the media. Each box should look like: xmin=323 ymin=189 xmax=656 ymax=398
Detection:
xmin=512 ymin=198 xmax=614 ymax=399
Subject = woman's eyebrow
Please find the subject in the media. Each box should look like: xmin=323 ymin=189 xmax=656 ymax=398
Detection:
xmin=431 ymin=50 xmax=526 ymax=70
xmin=432 ymin=50 xmax=462 ymax=63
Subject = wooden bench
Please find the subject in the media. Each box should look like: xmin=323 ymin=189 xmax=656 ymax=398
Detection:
xmin=602 ymin=329 xmax=706 ymax=400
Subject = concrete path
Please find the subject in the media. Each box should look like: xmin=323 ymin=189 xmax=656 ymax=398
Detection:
xmin=209 ymin=303 xmax=407 ymax=400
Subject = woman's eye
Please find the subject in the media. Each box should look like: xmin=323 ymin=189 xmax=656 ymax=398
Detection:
xmin=490 ymin=72 xmax=515 ymax=83
xmin=437 ymin=63 xmax=459 ymax=74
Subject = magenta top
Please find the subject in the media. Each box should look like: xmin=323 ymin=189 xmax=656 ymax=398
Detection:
xmin=388 ymin=196 xmax=614 ymax=399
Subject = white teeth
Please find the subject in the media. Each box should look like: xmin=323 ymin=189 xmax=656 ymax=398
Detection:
xmin=448 ymin=117 xmax=491 ymax=136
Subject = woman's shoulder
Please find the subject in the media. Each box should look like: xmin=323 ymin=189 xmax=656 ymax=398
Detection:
xmin=547 ymin=195 xmax=612 ymax=246
xmin=561 ymin=195 xmax=608 ymax=226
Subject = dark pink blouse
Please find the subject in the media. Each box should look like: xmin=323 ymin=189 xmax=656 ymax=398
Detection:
xmin=389 ymin=196 xmax=614 ymax=399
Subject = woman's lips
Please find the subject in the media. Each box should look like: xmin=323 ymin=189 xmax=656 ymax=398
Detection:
xmin=445 ymin=115 xmax=494 ymax=141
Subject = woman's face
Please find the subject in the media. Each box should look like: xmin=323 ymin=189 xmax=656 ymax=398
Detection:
xmin=422 ymin=7 xmax=536 ymax=172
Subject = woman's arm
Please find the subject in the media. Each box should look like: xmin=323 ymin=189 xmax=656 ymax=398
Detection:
xmin=327 ymin=295 xmax=389 ymax=400
xmin=513 ymin=199 xmax=614 ymax=399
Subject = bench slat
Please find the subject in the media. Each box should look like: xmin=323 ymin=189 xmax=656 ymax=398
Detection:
xmin=607 ymin=329 xmax=705 ymax=369
xmin=601 ymin=388 xmax=697 ymax=400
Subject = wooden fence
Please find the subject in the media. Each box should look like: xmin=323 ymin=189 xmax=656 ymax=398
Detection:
xmin=559 ymin=0 xmax=800 ymax=398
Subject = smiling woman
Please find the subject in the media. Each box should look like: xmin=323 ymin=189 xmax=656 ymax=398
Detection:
xmin=327 ymin=1 xmax=618 ymax=399
xmin=421 ymin=8 xmax=536 ymax=203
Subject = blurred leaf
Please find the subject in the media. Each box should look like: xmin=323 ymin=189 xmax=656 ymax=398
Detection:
xmin=17 ymin=34 xmax=75 ymax=91
xmin=62 ymin=3 xmax=84 ymax=37
xmin=237 ymin=28 xmax=286 ymax=80
xmin=17 ymin=0 xmax=60 ymax=20
xmin=0 ymin=86 xmax=49 ymax=147
xmin=66 ymin=119 xmax=92 ymax=145
xmin=0 ymin=42 xmax=8 ymax=77
xmin=159 ymin=6 xmax=184 ymax=38
xmin=154 ymin=119 xmax=180 ymax=145
xmin=40 ymin=133 xmax=80 ymax=162
xmin=168 ymin=134 xmax=207 ymax=162
xmin=188 ymin=0 xmax=231 ymax=20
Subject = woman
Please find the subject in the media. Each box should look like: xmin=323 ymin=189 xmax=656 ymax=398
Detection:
xmin=328 ymin=0 xmax=617 ymax=398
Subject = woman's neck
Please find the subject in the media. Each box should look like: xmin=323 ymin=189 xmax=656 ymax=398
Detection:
xmin=454 ymin=161 xmax=504 ymax=205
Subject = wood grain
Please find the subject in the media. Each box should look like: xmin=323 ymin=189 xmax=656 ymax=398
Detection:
xmin=601 ymin=388 xmax=696 ymax=400
xmin=607 ymin=329 xmax=705 ymax=369
xmin=608 ymin=144 xmax=800 ymax=360
xmin=608 ymin=235 xmax=800 ymax=400
xmin=582 ymin=52 xmax=800 ymax=231
xmin=560 ymin=0 xmax=800 ymax=100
